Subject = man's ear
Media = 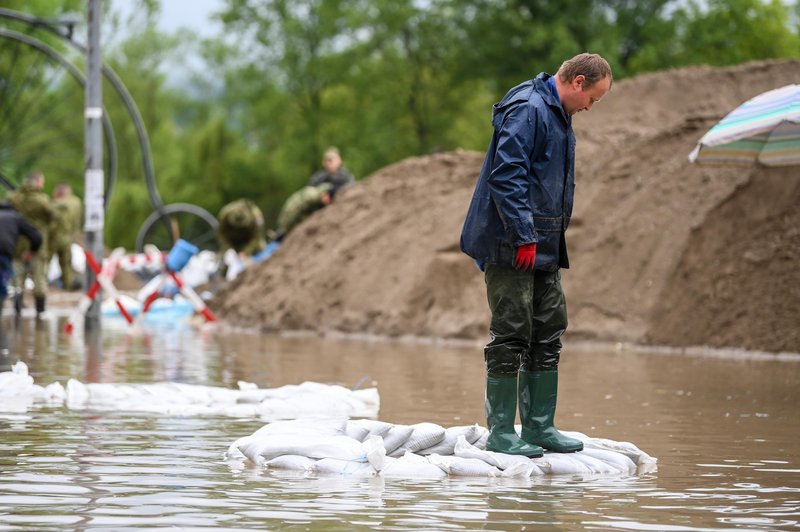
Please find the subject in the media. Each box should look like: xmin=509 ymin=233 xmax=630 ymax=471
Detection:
xmin=573 ymin=74 xmax=586 ymax=89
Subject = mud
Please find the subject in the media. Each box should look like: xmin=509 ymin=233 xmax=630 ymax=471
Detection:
xmin=213 ymin=59 xmax=800 ymax=354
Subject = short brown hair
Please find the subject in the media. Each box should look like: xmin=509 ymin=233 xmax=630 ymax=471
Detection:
xmin=24 ymin=171 xmax=44 ymax=186
xmin=557 ymin=53 xmax=612 ymax=89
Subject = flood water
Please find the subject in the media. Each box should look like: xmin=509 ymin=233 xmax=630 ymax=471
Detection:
xmin=1 ymin=312 xmax=799 ymax=531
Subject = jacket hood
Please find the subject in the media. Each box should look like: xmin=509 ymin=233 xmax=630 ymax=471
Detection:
xmin=492 ymin=73 xmax=565 ymax=129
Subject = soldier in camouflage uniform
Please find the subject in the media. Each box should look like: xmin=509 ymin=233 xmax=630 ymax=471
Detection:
xmin=275 ymin=183 xmax=335 ymax=239
xmin=9 ymin=172 xmax=54 ymax=316
xmin=217 ymin=199 xmax=267 ymax=257
xmin=307 ymin=147 xmax=355 ymax=190
xmin=49 ymin=183 xmax=83 ymax=291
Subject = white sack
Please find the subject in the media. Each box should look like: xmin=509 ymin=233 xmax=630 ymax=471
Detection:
xmin=265 ymin=455 xmax=317 ymax=472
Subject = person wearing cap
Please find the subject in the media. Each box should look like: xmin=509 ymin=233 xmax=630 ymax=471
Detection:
xmin=307 ymin=147 xmax=355 ymax=190
xmin=460 ymin=53 xmax=613 ymax=457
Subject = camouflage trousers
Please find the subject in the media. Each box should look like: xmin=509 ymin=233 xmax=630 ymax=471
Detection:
xmin=13 ymin=255 xmax=48 ymax=298
xmin=483 ymin=264 xmax=568 ymax=377
xmin=50 ymin=238 xmax=74 ymax=290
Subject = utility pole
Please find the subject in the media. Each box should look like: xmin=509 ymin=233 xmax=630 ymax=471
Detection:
xmin=84 ymin=0 xmax=103 ymax=326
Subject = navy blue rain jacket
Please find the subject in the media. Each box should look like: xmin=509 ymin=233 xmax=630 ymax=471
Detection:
xmin=460 ymin=72 xmax=576 ymax=271
xmin=0 ymin=202 xmax=42 ymax=258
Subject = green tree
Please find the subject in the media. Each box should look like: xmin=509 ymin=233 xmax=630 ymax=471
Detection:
xmin=676 ymin=0 xmax=800 ymax=67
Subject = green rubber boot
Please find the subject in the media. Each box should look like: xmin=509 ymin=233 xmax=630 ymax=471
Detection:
xmin=519 ymin=370 xmax=583 ymax=453
xmin=485 ymin=376 xmax=544 ymax=457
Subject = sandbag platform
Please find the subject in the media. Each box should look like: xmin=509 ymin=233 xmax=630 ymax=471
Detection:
xmin=226 ymin=418 xmax=658 ymax=479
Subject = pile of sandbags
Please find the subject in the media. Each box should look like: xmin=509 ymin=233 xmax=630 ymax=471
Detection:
xmin=226 ymin=418 xmax=657 ymax=479
xmin=0 ymin=362 xmax=379 ymax=420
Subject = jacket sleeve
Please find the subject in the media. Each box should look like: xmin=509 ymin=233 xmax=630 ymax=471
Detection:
xmin=487 ymin=101 xmax=538 ymax=247
xmin=18 ymin=216 xmax=43 ymax=253
xmin=308 ymin=170 xmax=326 ymax=187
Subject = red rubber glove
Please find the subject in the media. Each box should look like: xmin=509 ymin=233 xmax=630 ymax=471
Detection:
xmin=515 ymin=243 xmax=537 ymax=271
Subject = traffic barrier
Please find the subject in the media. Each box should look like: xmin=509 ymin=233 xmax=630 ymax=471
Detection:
xmin=134 ymin=240 xmax=216 ymax=324
xmin=64 ymin=248 xmax=130 ymax=334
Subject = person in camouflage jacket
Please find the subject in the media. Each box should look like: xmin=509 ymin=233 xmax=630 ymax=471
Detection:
xmin=9 ymin=172 xmax=54 ymax=316
xmin=49 ymin=182 xmax=83 ymax=291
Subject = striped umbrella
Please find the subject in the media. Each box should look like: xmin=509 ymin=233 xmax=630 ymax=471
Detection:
xmin=689 ymin=84 xmax=800 ymax=166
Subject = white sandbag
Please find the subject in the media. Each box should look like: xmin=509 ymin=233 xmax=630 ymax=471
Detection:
xmin=251 ymin=418 xmax=347 ymax=438
xmin=42 ymin=382 xmax=66 ymax=404
xmin=417 ymin=424 xmax=484 ymax=455
xmin=428 ymin=454 xmax=502 ymax=477
xmin=365 ymin=435 xmax=387 ymax=471
xmin=502 ymin=461 xmax=539 ymax=478
xmin=226 ymin=421 xmax=654 ymax=480
xmin=65 ymin=378 xmax=90 ymax=407
xmin=396 ymin=422 xmax=446 ymax=453
xmin=473 ymin=429 xmax=489 ymax=450
xmin=0 ymin=363 xmax=40 ymax=413
xmin=349 ymin=419 xmax=394 ymax=438
xmin=265 ymin=455 xmax=317 ymax=472
xmin=315 ymin=458 xmax=377 ymax=477
xmin=378 ymin=455 xmax=448 ymax=479
xmin=236 ymin=434 xmax=369 ymax=465
xmin=11 ymin=371 xmax=381 ymax=420
xmin=570 ymin=451 xmax=621 ymax=475
xmin=382 ymin=425 xmax=415 ymax=455
xmin=453 ymin=436 xmax=537 ymax=471
xmin=579 ymin=448 xmax=636 ymax=474
xmin=533 ymin=453 xmax=592 ymax=476
xmin=343 ymin=422 xmax=371 ymax=442
xmin=225 ymin=438 xmax=248 ymax=461
xmin=563 ymin=430 xmax=658 ymax=472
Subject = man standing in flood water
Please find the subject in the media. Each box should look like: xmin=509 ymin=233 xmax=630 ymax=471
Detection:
xmin=461 ymin=53 xmax=612 ymax=456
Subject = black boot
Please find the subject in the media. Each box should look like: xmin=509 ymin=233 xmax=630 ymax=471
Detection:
xmin=13 ymin=294 xmax=22 ymax=316
xmin=485 ymin=376 xmax=544 ymax=457
xmin=519 ymin=370 xmax=583 ymax=453
xmin=0 ymin=296 xmax=4 ymax=317
xmin=35 ymin=295 xmax=45 ymax=317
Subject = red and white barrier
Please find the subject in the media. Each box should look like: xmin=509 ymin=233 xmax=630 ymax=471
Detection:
xmin=64 ymin=244 xmax=216 ymax=333
xmin=64 ymin=248 xmax=131 ymax=334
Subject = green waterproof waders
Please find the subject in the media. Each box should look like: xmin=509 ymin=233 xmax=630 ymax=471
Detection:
xmin=485 ymin=376 xmax=544 ymax=457
xmin=519 ymin=370 xmax=583 ymax=453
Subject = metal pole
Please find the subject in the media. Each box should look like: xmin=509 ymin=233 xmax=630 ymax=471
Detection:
xmin=84 ymin=0 xmax=103 ymax=327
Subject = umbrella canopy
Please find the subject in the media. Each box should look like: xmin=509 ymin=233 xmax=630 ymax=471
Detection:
xmin=689 ymin=84 xmax=800 ymax=166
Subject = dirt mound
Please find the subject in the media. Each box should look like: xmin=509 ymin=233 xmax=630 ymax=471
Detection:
xmin=214 ymin=59 xmax=800 ymax=353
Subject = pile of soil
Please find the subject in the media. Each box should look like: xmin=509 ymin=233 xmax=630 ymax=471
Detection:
xmin=214 ymin=59 xmax=800 ymax=353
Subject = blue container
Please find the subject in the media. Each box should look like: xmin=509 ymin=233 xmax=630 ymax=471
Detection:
xmin=165 ymin=239 xmax=198 ymax=272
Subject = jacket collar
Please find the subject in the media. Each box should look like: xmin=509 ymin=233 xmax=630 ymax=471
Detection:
xmin=533 ymin=72 xmax=571 ymax=127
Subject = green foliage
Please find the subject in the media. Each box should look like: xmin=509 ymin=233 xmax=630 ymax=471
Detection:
xmin=2 ymin=0 xmax=799 ymax=246
xmin=676 ymin=0 xmax=800 ymax=66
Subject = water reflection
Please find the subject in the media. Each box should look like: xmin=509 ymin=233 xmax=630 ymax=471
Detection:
xmin=0 ymin=314 xmax=799 ymax=530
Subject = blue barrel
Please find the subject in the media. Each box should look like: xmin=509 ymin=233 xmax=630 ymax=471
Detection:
xmin=165 ymin=239 xmax=198 ymax=272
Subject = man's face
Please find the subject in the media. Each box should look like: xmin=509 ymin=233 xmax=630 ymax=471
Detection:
xmin=323 ymin=154 xmax=342 ymax=173
xmin=562 ymin=75 xmax=611 ymax=116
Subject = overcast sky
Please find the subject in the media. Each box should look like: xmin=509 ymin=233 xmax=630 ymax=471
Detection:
xmin=110 ymin=0 xmax=228 ymax=88
xmin=113 ymin=0 xmax=226 ymax=38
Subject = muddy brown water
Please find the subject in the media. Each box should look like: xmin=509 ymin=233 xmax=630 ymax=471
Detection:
xmin=1 ymin=314 xmax=798 ymax=530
